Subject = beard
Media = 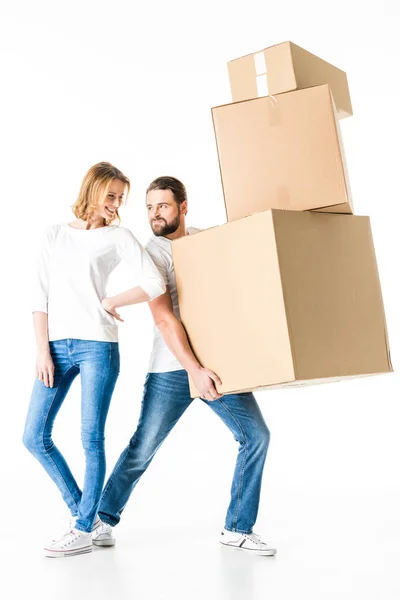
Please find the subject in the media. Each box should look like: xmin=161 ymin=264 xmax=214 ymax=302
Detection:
xmin=151 ymin=213 xmax=181 ymax=237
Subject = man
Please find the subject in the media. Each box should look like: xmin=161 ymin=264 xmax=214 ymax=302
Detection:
xmin=95 ymin=177 xmax=276 ymax=556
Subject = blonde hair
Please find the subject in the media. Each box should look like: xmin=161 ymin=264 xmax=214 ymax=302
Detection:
xmin=72 ymin=162 xmax=130 ymax=225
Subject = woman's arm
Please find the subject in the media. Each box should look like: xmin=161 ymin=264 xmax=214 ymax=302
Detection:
xmin=115 ymin=229 xmax=166 ymax=304
xmin=33 ymin=312 xmax=54 ymax=388
xmin=102 ymin=229 xmax=166 ymax=319
xmin=32 ymin=226 xmax=56 ymax=388
xmin=102 ymin=287 xmax=150 ymax=321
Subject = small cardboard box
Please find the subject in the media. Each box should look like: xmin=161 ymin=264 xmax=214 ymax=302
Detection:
xmin=228 ymin=41 xmax=352 ymax=118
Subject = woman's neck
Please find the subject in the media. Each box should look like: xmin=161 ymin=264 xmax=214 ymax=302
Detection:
xmin=69 ymin=218 xmax=106 ymax=230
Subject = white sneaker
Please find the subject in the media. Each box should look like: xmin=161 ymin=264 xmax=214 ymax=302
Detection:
xmin=220 ymin=528 xmax=277 ymax=556
xmin=52 ymin=516 xmax=77 ymax=542
xmin=92 ymin=519 xmax=115 ymax=547
xmin=44 ymin=528 xmax=92 ymax=558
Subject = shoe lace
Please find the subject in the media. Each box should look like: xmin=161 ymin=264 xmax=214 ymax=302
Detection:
xmin=244 ymin=532 xmax=266 ymax=546
xmin=94 ymin=522 xmax=111 ymax=536
xmin=52 ymin=518 xmax=76 ymax=542
xmin=59 ymin=529 xmax=79 ymax=548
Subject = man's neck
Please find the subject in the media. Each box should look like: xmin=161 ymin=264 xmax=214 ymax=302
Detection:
xmin=165 ymin=221 xmax=187 ymax=241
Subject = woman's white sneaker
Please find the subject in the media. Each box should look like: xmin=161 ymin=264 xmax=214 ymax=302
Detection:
xmin=44 ymin=528 xmax=92 ymax=558
xmin=220 ymin=529 xmax=276 ymax=556
xmin=92 ymin=520 xmax=115 ymax=546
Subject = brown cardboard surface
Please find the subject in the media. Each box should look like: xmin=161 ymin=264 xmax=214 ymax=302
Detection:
xmin=173 ymin=212 xmax=295 ymax=393
xmin=228 ymin=41 xmax=352 ymax=118
xmin=216 ymin=373 xmax=383 ymax=395
xmin=312 ymin=203 xmax=353 ymax=214
xmin=272 ymin=211 xmax=391 ymax=380
xmin=212 ymin=85 xmax=352 ymax=221
xmin=172 ymin=210 xmax=392 ymax=398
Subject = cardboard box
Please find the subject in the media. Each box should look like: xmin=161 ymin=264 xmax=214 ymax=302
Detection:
xmin=228 ymin=41 xmax=352 ymax=119
xmin=212 ymin=84 xmax=353 ymax=221
xmin=172 ymin=210 xmax=392 ymax=397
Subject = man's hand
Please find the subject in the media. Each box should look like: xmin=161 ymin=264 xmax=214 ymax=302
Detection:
xmin=190 ymin=366 xmax=223 ymax=401
xmin=36 ymin=349 xmax=55 ymax=388
xmin=102 ymin=297 xmax=124 ymax=322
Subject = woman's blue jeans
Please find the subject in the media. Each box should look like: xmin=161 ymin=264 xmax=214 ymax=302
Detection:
xmin=23 ymin=339 xmax=120 ymax=533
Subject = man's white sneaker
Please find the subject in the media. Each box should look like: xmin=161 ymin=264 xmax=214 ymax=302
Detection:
xmin=44 ymin=528 xmax=92 ymax=558
xmin=92 ymin=520 xmax=115 ymax=547
xmin=220 ymin=528 xmax=276 ymax=556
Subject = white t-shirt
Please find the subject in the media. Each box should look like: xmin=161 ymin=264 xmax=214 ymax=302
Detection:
xmin=32 ymin=223 xmax=166 ymax=343
xmin=146 ymin=227 xmax=200 ymax=373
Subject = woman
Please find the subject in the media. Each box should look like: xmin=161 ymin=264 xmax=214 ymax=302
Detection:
xmin=23 ymin=162 xmax=165 ymax=558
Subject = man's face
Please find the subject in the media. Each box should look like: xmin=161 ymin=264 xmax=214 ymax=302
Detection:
xmin=146 ymin=189 xmax=183 ymax=236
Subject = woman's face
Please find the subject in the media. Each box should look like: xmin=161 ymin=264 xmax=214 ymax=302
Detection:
xmin=92 ymin=179 xmax=127 ymax=222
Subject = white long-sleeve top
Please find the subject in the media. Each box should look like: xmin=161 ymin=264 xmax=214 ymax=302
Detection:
xmin=32 ymin=223 xmax=166 ymax=342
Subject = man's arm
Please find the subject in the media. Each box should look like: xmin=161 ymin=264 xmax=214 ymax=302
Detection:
xmin=148 ymin=290 xmax=223 ymax=401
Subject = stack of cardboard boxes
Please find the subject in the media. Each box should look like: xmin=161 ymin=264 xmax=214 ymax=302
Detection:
xmin=172 ymin=41 xmax=392 ymax=397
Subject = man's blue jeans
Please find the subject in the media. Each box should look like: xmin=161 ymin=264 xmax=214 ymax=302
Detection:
xmin=23 ymin=339 xmax=120 ymax=533
xmin=99 ymin=369 xmax=270 ymax=534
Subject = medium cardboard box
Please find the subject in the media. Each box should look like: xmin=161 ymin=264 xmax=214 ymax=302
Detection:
xmin=212 ymin=84 xmax=353 ymax=221
xmin=172 ymin=210 xmax=392 ymax=397
xmin=228 ymin=41 xmax=352 ymax=119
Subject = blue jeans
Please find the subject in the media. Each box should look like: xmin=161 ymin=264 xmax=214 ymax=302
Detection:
xmin=23 ymin=339 xmax=120 ymax=533
xmin=99 ymin=370 xmax=270 ymax=533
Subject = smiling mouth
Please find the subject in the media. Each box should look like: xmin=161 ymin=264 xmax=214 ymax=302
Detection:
xmin=105 ymin=207 xmax=116 ymax=217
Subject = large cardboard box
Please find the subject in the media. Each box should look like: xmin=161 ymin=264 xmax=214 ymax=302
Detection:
xmin=173 ymin=210 xmax=392 ymax=397
xmin=212 ymin=84 xmax=353 ymax=221
xmin=228 ymin=41 xmax=352 ymax=119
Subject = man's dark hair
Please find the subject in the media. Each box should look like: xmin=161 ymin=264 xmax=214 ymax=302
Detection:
xmin=146 ymin=176 xmax=187 ymax=205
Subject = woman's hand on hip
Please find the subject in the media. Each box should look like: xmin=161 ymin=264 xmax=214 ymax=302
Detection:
xmin=36 ymin=350 xmax=55 ymax=388
xmin=102 ymin=297 xmax=124 ymax=322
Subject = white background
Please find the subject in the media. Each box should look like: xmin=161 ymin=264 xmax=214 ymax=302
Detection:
xmin=1 ymin=1 xmax=399 ymax=599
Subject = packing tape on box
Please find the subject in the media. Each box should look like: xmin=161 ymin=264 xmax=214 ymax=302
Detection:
xmin=254 ymin=51 xmax=267 ymax=75
xmin=265 ymin=94 xmax=279 ymax=126
xmin=253 ymin=49 xmax=278 ymax=121
xmin=256 ymin=74 xmax=269 ymax=97
xmin=254 ymin=51 xmax=269 ymax=97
